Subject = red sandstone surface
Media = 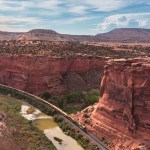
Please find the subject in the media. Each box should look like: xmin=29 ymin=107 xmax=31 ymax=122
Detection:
xmin=73 ymin=58 xmax=150 ymax=150
xmin=0 ymin=55 xmax=105 ymax=95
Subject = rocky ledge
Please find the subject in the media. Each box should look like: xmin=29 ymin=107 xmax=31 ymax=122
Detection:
xmin=0 ymin=55 xmax=106 ymax=95
xmin=73 ymin=58 xmax=150 ymax=150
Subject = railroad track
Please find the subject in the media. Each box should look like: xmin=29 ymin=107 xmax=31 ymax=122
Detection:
xmin=0 ymin=84 xmax=109 ymax=150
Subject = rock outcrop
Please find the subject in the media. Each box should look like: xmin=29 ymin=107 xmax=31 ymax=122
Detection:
xmin=74 ymin=58 xmax=150 ymax=149
xmin=0 ymin=55 xmax=105 ymax=95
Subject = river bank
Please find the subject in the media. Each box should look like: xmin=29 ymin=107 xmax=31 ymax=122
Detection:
xmin=0 ymin=94 xmax=56 ymax=150
xmin=0 ymin=85 xmax=102 ymax=150
xmin=20 ymin=104 xmax=83 ymax=150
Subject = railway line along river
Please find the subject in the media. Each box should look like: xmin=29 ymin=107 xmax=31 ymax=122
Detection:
xmin=20 ymin=104 xmax=83 ymax=150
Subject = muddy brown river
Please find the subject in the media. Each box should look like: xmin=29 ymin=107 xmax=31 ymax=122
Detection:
xmin=20 ymin=104 xmax=83 ymax=150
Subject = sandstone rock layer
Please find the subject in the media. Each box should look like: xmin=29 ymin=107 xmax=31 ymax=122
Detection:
xmin=74 ymin=58 xmax=150 ymax=149
xmin=94 ymin=58 xmax=150 ymax=136
xmin=0 ymin=55 xmax=105 ymax=95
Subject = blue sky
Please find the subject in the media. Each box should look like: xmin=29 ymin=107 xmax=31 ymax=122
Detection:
xmin=0 ymin=0 xmax=150 ymax=35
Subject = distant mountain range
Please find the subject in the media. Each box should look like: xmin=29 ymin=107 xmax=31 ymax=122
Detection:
xmin=0 ymin=28 xmax=150 ymax=42
xmin=96 ymin=28 xmax=150 ymax=42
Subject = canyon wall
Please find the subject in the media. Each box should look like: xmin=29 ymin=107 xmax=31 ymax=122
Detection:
xmin=0 ymin=55 xmax=105 ymax=95
xmin=74 ymin=58 xmax=150 ymax=149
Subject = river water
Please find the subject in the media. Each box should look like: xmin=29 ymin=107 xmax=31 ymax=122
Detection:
xmin=20 ymin=105 xmax=83 ymax=150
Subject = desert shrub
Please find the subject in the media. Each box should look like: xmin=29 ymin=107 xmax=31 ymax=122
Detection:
xmin=82 ymin=91 xmax=88 ymax=98
xmin=83 ymin=113 xmax=90 ymax=118
xmin=65 ymin=91 xmax=84 ymax=103
xmin=89 ymin=89 xmax=100 ymax=97
xmin=57 ymin=98 xmax=66 ymax=109
xmin=85 ymin=95 xmax=99 ymax=105
xmin=49 ymin=89 xmax=100 ymax=113
xmin=41 ymin=92 xmax=51 ymax=100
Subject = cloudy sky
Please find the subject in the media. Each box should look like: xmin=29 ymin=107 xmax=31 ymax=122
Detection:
xmin=0 ymin=0 xmax=150 ymax=35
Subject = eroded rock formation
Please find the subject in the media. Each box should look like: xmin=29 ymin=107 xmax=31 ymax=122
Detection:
xmin=74 ymin=58 xmax=150 ymax=150
xmin=0 ymin=55 xmax=105 ymax=95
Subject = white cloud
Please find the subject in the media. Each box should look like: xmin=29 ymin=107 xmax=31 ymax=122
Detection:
xmin=0 ymin=16 xmax=42 ymax=31
xmin=0 ymin=16 xmax=40 ymax=24
xmin=66 ymin=0 xmax=150 ymax=12
xmin=30 ymin=0 xmax=62 ymax=10
xmin=0 ymin=0 xmax=150 ymax=33
xmin=98 ymin=13 xmax=150 ymax=32
xmin=84 ymin=0 xmax=150 ymax=11
xmin=0 ymin=0 xmax=150 ymax=13
xmin=85 ymin=0 xmax=126 ymax=11
xmin=0 ymin=0 xmax=62 ymax=11
xmin=0 ymin=25 xmax=29 ymax=32
xmin=68 ymin=6 xmax=88 ymax=14
xmin=52 ymin=16 xmax=98 ymax=25
xmin=0 ymin=0 xmax=23 ymax=11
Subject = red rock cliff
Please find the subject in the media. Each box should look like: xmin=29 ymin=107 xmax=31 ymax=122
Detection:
xmin=74 ymin=58 xmax=150 ymax=149
xmin=0 ymin=55 xmax=105 ymax=95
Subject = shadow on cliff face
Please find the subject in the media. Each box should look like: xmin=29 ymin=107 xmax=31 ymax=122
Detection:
xmin=73 ymin=58 xmax=150 ymax=150
xmin=62 ymin=69 xmax=103 ymax=92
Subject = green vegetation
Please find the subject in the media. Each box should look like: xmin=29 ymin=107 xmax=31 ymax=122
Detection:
xmin=0 ymin=86 xmax=100 ymax=150
xmin=88 ymin=89 xmax=100 ymax=97
xmin=54 ymin=115 xmax=98 ymax=150
xmin=44 ymin=89 xmax=100 ymax=114
xmin=0 ymin=94 xmax=56 ymax=150
xmin=53 ymin=137 xmax=63 ymax=144
xmin=0 ymin=86 xmax=56 ymax=116
xmin=26 ymin=107 xmax=35 ymax=114
xmin=85 ymin=95 xmax=99 ymax=105
xmin=0 ymin=40 xmax=142 ymax=58
xmin=0 ymin=41 xmax=114 ymax=57
xmin=41 ymin=92 xmax=51 ymax=100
